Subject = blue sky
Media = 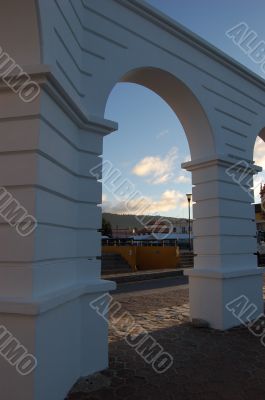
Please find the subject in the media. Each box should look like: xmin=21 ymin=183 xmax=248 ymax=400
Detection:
xmin=103 ymin=0 xmax=265 ymax=218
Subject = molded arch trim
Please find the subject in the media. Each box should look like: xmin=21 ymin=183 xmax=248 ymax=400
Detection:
xmin=106 ymin=67 xmax=215 ymax=160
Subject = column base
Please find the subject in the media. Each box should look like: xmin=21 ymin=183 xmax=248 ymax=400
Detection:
xmin=185 ymin=268 xmax=264 ymax=330
xmin=0 ymin=279 xmax=116 ymax=400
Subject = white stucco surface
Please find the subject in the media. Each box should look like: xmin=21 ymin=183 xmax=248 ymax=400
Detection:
xmin=0 ymin=0 xmax=265 ymax=398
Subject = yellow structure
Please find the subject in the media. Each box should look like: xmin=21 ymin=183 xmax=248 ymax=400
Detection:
xmin=102 ymin=245 xmax=180 ymax=271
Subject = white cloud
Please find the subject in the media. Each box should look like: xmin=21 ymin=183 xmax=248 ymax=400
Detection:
xmin=102 ymin=189 xmax=187 ymax=215
xmin=254 ymin=137 xmax=265 ymax=168
xmin=102 ymin=193 xmax=108 ymax=203
xmin=182 ymin=155 xmax=191 ymax=163
xmin=132 ymin=147 xmax=179 ymax=184
xmin=253 ymin=137 xmax=265 ymax=202
xmin=156 ymin=129 xmax=169 ymax=139
xmin=175 ymin=174 xmax=191 ymax=184
xmin=101 ymin=193 xmax=110 ymax=209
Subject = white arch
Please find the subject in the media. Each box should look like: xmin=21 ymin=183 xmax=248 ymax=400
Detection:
xmin=0 ymin=1 xmax=265 ymax=399
xmin=105 ymin=66 xmax=215 ymax=159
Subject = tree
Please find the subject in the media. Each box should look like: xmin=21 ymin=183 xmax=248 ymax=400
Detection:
xmin=102 ymin=217 xmax=112 ymax=237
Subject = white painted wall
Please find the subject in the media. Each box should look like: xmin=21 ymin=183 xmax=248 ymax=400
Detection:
xmin=0 ymin=0 xmax=264 ymax=398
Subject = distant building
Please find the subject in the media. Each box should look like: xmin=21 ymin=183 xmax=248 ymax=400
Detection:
xmin=111 ymin=218 xmax=193 ymax=238
xmin=112 ymin=227 xmax=136 ymax=238
xmin=142 ymin=218 xmax=193 ymax=235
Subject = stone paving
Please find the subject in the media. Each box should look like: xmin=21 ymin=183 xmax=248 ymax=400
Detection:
xmin=67 ymin=284 xmax=265 ymax=400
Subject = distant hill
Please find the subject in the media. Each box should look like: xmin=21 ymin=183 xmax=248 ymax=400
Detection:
xmin=102 ymin=213 xmax=187 ymax=229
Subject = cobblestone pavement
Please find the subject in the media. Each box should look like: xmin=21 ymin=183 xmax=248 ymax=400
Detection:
xmin=67 ymin=285 xmax=265 ymax=400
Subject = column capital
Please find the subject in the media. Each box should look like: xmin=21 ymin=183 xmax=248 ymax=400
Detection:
xmin=182 ymin=154 xmax=261 ymax=174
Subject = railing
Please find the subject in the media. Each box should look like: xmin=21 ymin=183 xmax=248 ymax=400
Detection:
xmin=102 ymin=238 xmax=193 ymax=250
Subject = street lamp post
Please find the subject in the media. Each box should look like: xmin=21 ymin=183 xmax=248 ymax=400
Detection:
xmin=186 ymin=193 xmax=192 ymax=251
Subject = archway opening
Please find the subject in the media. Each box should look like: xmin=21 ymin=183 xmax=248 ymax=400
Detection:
xmin=116 ymin=67 xmax=214 ymax=160
xmin=103 ymin=81 xmax=191 ymax=219
xmin=100 ymin=67 xmax=214 ymax=275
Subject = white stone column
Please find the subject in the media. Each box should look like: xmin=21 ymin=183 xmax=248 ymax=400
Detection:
xmin=182 ymin=156 xmax=264 ymax=330
xmin=0 ymin=71 xmax=116 ymax=400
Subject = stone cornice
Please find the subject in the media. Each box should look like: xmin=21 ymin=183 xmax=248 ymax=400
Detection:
xmin=0 ymin=279 xmax=116 ymax=316
xmin=182 ymin=154 xmax=262 ymax=173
